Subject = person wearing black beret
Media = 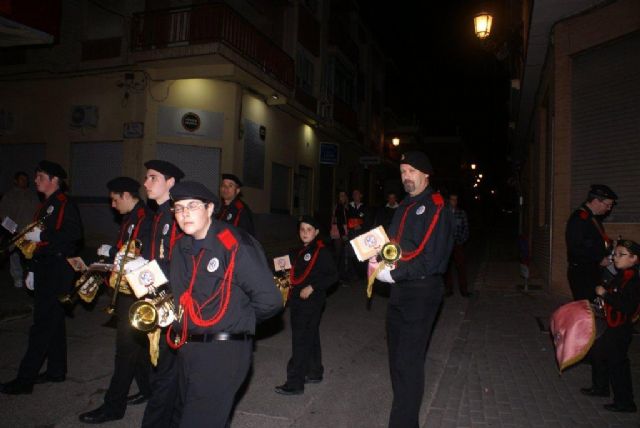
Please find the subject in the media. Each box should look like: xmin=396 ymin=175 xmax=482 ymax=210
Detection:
xmin=216 ymin=173 xmax=255 ymax=236
xmin=78 ymin=176 xmax=153 ymax=423
xmin=367 ymin=150 xmax=453 ymax=427
xmin=1 ymin=161 xmax=83 ymax=395
xmin=275 ymin=216 xmax=338 ymax=395
xmin=138 ymin=160 xmax=184 ymax=428
xmin=165 ymin=180 xmax=282 ymax=425
xmin=565 ymin=184 xmax=618 ymax=301
xmin=583 ymin=238 xmax=639 ymax=413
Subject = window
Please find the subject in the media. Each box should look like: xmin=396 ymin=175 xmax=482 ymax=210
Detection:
xmin=296 ymin=48 xmax=315 ymax=95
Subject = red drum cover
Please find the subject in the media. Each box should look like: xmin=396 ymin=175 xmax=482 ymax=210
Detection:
xmin=549 ymin=299 xmax=597 ymax=372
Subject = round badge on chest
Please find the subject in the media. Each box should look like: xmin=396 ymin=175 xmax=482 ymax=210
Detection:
xmin=303 ymin=253 xmax=311 ymax=262
xmin=207 ymin=257 xmax=220 ymax=272
xmin=416 ymin=205 xmax=426 ymax=215
xmin=162 ymin=223 xmax=170 ymax=235
xmin=46 ymin=206 xmax=54 ymax=214
xmin=226 ymin=213 xmax=233 ymax=221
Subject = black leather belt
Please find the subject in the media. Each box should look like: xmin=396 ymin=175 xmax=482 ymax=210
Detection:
xmin=186 ymin=332 xmax=253 ymax=342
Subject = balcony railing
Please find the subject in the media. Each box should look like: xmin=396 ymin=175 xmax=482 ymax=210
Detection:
xmin=131 ymin=3 xmax=294 ymax=89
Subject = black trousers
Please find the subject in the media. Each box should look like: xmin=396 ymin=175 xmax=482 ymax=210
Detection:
xmin=567 ymin=263 xmax=601 ymax=301
xmin=176 ymin=339 xmax=253 ymax=427
xmin=17 ymin=255 xmax=73 ymax=382
xmin=286 ymin=297 xmax=325 ymax=388
xmin=590 ymin=324 xmax=635 ymax=407
xmin=386 ymin=278 xmax=443 ymax=428
xmin=103 ymin=294 xmax=151 ymax=417
xmin=142 ymin=328 xmax=179 ymax=428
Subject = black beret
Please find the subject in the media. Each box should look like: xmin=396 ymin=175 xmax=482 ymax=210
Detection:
xmin=400 ymin=151 xmax=433 ymax=175
xmin=589 ymin=184 xmax=617 ymax=200
xmin=221 ymin=173 xmax=242 ymax=187
xmin=36 ymin=160 xmax=67 ymax=179
xmin=618 ymin=239 xmax=640 ymax=257
xmin=106 ymin=176 xmax=140 ymax=194
xmin=144 ymin=160 xmax=185 ymax=180
xmin=170 ymin=181 xmax=219 ymax=206
xmin=298 ymin=215 xmax=321 ymax=230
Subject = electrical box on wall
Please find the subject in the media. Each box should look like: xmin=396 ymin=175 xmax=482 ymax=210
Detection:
xmin=70 ymin=105 xmax=98 ymax=128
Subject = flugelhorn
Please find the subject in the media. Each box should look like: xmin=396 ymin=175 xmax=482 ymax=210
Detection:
xmin=1 ymin=210 xmax=53 ymax=259
xmin=129 ymin=289 xmax=176 ymax=332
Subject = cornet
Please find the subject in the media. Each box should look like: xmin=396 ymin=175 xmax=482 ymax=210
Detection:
xmin=129 ymin=289 xmax=176 ymax=332
xmin=1 ymin=211 xmax=53 ymax=259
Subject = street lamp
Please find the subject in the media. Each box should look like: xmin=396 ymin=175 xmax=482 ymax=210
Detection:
xmin=392 ymin=138 xmax=400 ymax=147
xmin=474 ymin=12 xmax=493 ymax=39
xmin=471 ymin=163 xmax=477 ymax=170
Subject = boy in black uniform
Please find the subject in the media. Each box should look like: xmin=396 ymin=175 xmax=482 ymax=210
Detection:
xmin=583 ymin=239 xmax=639 ymax=413
xmin=565 ymin=184 xmax=617 ymax=301
xmin=139 ymin=160 xmax=185 ymax=428
xmin=216 ymin=173 xmax=255 ymax=236
xmin=1 ymin=161 xmax=83 ymax=395
xmin=79 ymin=177 xmax=153 ymax=423
xmin=167 ymin=181 xmax=281 ymax=427
xmin=369 ymin=151 xmax=453 ymax=428
xmin=275 ymin=215 xmax=338 ymax=395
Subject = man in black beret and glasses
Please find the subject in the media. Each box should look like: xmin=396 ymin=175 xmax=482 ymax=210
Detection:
xmin=565 ymin=184 xmax=618 ymax=301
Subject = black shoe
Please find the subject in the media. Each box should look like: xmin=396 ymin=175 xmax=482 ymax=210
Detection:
xmin=580 ymin=387 xmax=609 ymax=397
xmin=78 ymin=406 xmax=123 ymax=424
xmin=603 ymin=403 xmax=637 ymax=413
xmin=34 ymin=372 xmax=65 ymax=384
xmin=126 ymin=392 xmax=149 ymax=405
xmin=305 ymin=375 xmax=323 ymax=384
xmin=274 ymin=383 xmax=304 ymax=395
xmin=0 ymin=379 xmax=33 ymax=395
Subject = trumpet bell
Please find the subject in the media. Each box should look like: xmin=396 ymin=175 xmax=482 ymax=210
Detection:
xmin=129 ymin=300 xmax=158 ymax=332
xmin=381 ymin=243 xmax=401 ymax=263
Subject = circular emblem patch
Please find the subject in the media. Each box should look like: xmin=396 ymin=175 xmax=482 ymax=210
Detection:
xmin=226 ymin=213 xmax=233 ymax=221
xmin=303 ymin=253 xmax=311 ymax=262
xmin=181 ymin=112 xmax=201 ymax=132
xmin=364 ymin=235 xmax=379 ymax=248
xmin=138 ymin=269 xmax=155 ymax=288
xmin=416 ymin=205 xmax=426 ymax=215
xmin=359 ymin=212 xmax=364 ymax=217
xmin=207 ymin=257 xmax=219 ymax=272
xmin=162 ymin=224 xmax=170 ymax=236
xmin=46 ymin=206 xmax=54 ymax=214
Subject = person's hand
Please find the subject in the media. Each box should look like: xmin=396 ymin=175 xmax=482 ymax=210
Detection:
xmin=24 ymin=227 xmax=42 ymax=242
xmin=300 ymin=285 xmax=314 ymax=300
xmin=124 ymin=257 xmax=148 ymax=274
xmin=595 ymin=285 xmax=606 ymax=297
xmin=97 ymin=244 xmax=112 ymax=257
xmin=25 ymin=272 xmax=34 ymax=290
xmin=599 ymin=256 xmax=612 ymax=267
xmin=376 ymin=264 xmax=395 ymax=283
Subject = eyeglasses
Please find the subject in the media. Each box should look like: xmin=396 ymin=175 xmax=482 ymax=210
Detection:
xmin=171 ymin=202 xmax=207 ymax=215
xmin=613 ymin=252 xmax=630 ymax=258
xmin=599 ymin=199 xmax=615 ymax=209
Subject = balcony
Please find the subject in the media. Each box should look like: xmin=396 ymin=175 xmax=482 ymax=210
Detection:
xmin=131 ymin=3 xmax=294 ymax=89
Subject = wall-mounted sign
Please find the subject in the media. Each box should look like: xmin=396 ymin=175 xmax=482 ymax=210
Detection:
xmin=123 ymin=122 xmax=144 ymax=139
xmin=319 ymin=143 xmax=339 ymax=165
xmin=157 ymin=106 xmax=223 ymax=140
xmin=181 ymin=112 xmax=201 ymax=132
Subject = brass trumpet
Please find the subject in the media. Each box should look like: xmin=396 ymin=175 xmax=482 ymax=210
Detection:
xmin=274 ymin=270 xmax=291 ymax=306
xmin=366 ymin=243 xmax=402 ymax=299
xmin=129 ymin=289 xmax=176 ymax=332
xmin=58 ymin=258 xmax=110 ymax=305
xmin=1 ymin=212 xmax=52 ymax=259
xmin=105 ymin=225 xmax=139 ymax=315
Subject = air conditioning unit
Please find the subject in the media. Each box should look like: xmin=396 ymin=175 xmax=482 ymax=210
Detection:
xmin=70 ymin=105 xmax=98 ymax=128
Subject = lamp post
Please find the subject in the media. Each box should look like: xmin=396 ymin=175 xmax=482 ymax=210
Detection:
xmin=474 ymin=11 xmax=493 ymax=39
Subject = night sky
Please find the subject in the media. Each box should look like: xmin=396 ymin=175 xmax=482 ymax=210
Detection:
xmin=359 ymin=1 xmax=513 ymax=195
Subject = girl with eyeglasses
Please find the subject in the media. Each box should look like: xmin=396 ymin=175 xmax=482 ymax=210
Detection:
xmin=583 ymin=239 xmax=640 ymax=413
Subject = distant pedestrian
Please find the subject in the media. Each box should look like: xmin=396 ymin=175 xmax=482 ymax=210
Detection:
xmin=0 ymin=171 xmax=40 ymax=288
xmin=445 ymin=192 xmax=470 ymax=297
xmin=581 ymin=239 xmax=639 ymax=413
xmin=330 ymin=190 xmax=349 ymax=280
xmin=368 ymin=151 xmax=453 ymax=428
xmin=216 ymin=173 xmax=255 ymax=236
xmin=345 ymin=189 xmax=369 ymax=280
xmin=375 ymin=192 xmax=399 ymax=231
xmin=565 ymin=185 xmax=617 ymax=301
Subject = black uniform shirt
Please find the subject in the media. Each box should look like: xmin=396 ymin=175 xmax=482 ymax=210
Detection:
xmin=602 ymin=268 xmax=640 ymax=326
xmin=216 ymin=197 xmax=255 ymax=236
xmin=34 ymin=189 xmax=83 ymax=257
xmin=565 ymin=205 xmax=609 ymax=265
xmin=147 ymin=200 xmax=182 ymax=277
xmin=288 ymin=238 xmax=338 ymax=303
xmin=346 ymin=201 xmax=368 ymax=236
xmin=108 ymin=200 xmax=153 ymax=260
xmin=388 ymin=187 xmax=453 ymax=282
xmin=170 ymin=221 xmax=281 ymax=335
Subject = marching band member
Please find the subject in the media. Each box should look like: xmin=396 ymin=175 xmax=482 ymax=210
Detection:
xmin=584 ymin=239 xmax=639 ymax=413
xmin=1 ymin=161 xmax=83 ymax=395
xmin=139 ymin=160 xmax=185 ymax=428
xmin=167 ymin=180 xmax=281 ymax=427
xmin=275 ymin=215 xmax=338 ymax=395
xmin=368 ymin=151 xmax=453 ymax=428
xmin=216 ymin=173 xmax=255 ymax=236
xmin=79 ymin=177 xmax=152 ymax=424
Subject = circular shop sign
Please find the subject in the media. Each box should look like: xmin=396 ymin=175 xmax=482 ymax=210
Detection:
xmin=181 ymin=112 xmax=201 ymax=132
